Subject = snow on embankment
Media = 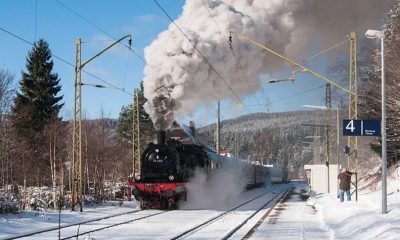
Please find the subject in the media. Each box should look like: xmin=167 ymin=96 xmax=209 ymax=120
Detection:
xmin=312 ymin=163 xmax=400 ymax=239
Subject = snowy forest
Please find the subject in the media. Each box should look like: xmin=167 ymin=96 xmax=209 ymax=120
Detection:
xmin=198 ymin=111 xmax=318 ymax=178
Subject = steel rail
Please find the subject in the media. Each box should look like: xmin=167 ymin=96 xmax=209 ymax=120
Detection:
xmin=170 ymin=186 xmax=287 ymax=240
xmin=60 ymin=210 xmax=167 ymax=240
xmin=222 ymin=187 xmax=291 ymax=240
xmin=2 ymin=209 xmax=143 ymax=240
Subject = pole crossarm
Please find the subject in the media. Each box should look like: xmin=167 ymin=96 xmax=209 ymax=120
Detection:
xmin=81 ymin=34 xmax=131 ymax=69
xmin=232 ymin=32 xmax=353 ymax=95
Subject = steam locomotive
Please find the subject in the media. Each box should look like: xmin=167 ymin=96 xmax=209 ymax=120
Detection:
xmin=128 ymin=125 xmax=282 ymax=209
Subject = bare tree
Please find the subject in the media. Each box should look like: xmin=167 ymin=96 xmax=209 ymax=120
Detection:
xmin=0 ymin=69 xmax=15 ymax=189
xmin=0 ymin=69 xmax=14 ymax=119
xmin=44 ymin=120 xmax=67 ymax=208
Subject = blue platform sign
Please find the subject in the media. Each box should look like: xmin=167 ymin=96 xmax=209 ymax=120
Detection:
xmin=343 ymin=119 xmax=381 ymax=136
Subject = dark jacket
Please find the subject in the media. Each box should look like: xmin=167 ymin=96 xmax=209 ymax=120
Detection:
xmin=338 ymin=171 xmax=353 ymax=191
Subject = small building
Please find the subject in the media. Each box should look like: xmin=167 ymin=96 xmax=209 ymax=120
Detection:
xmin=304 ymin=164 xmax=339 ymax=194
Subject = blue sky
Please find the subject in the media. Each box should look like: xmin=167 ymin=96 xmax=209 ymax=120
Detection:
xmin=0 ymin=0 xmax=333 ymax=127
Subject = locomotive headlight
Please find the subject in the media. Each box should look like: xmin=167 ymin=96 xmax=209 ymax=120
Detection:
xmin=168 ymin=175 xmax=175 ymax=181
xmin=155 ymin=149 xmax=159 ymax=153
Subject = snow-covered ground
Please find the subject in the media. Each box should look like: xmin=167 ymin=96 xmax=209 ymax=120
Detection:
xmin=1 ymin=167 xmax=399 ymax=240
xmin=237 ymin=169 xmax=400 ymax=240
xmin=0 ymin=185 xmax=288 ymax=240
xmin=0 ymin=201 xmax=138 ymax=239
xmin=312 ymin=166 xmax=400 ymax=239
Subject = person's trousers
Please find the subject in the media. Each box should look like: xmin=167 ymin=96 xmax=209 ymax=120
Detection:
xmin=340 ymin=189 xmax=351 ymax=202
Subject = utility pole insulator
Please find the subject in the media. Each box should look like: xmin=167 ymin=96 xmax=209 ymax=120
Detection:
xmin=128 ymin=37 xmax=132 ymax=49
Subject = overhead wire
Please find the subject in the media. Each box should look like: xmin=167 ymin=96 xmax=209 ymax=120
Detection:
xmin=34 ymin=0 xmax=38 ymax=41
xmin=269 ymin=84 xmax=325 ymax=104
xmin=54 ymin=0 xmax=148 ymax=71
xmin=303 ymin=38 xmax=350 ymax=62
xmin=55 ymin=0 xmax=236 ymax=124
xmin=54 ymin=0 xmax=181 ymax=88
xmin=201 ymin=0 xmax=262 ymax=111
xmin=200 ymin=2 xmax=326 ymax=114
xmin=153 ymin=0 xmax=250 ymax=114
xmin=122 ymin=50 xmax=131 ymax=91
xmin=244 ymin=84 xmax=325 ymax=108
xmin=54 ymin=0 xmax=115 ymax=43
xmin=0 ymin=26 xmax=133 ymax=97
xmin=196 ymin=1 xmax=230 ymax=121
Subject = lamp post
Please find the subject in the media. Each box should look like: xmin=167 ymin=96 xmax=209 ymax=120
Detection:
xmin=365 ymin=29 xmax=386 ymax=214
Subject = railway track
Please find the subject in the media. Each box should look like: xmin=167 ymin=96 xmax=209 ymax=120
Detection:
xmin=3 ymin=209 xmax=166 ymax=240
xmin=59 ymin=210 xmax=166 ymax=240
xmin=4 ymin=185 xmax=291 ymax=240
xmin=170 ymin=185 xmax=290 ymax=240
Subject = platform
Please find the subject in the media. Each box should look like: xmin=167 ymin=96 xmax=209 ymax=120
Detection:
xmin=247 ymin=183 xmax=333 ymax=239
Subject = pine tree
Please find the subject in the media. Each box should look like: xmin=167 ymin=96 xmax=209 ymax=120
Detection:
xmin=359 ymin=1 xmax=400 ymax=166
xmin=116 ymin=81 xmax=154 ymax=148
xmin=12 ymin=39 xmax=63 ymax=142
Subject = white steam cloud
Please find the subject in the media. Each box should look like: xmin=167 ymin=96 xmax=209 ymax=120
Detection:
xmin=144 ymin=0 xmax=392 ymax=130
xmin=180 ymin=166 xmax=246 ymax=209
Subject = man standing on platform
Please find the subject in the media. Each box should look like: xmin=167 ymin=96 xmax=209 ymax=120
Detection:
xmin=338 ymin=168 xmax=353 ymax=202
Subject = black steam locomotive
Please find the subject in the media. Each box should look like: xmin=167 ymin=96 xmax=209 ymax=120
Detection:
xmin=128 ymin=126 xmax=279 ymax=209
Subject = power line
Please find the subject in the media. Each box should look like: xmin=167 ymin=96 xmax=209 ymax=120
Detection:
xmin=0 ymin=26 xmax=133 ymax=97
xmin=200 ymin=0 xmax=226 ymax=37
xmin=269 ymin=84 xmax=325 ymax=104
xmin=200 ymin=1 xmax=261 ymax=109
xmin=54 ymin=0 xmax=148 ymax=70
xmin=34 ymin=0 xmax=38 ymax=41
xmin=244 ymin=84 xmax=325 ymax=108
xmin=153 ymin=0 xmax=250 ymax=114
xmin=54 ymin=0 xmax=179 ymax=88
xmin=54 ymin=0 xmax=113 ymax=41
xmin=55 ymin=0 xmax=245 ymax=118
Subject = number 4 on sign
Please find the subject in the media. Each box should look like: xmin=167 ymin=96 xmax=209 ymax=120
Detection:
xmin=346 ymin=120 xmax=355 ymax=132
xmin=343 ymin=119 xmax=362 ymax=136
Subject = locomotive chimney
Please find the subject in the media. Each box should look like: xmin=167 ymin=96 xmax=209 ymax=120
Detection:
xmin=189 ymin=121 xmax=196 ymax=137
xmin=157 ymin=131 xmax=166 ymax=145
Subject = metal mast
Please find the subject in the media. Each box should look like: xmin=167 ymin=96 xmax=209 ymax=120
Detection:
xmin=72 ymin=34 xmax=132 ymax=211
xmin=133 ymin=88 xmax=141 ymax=179
xmin=348 ymin=32 xmax=358 ymax=170
xmin=216 ymin=101 xmax=221 ymax=154
xmin=348 ymin=31 xmax=358 ymax=201
xmin=72 ymin=38 xmax=83 ymax=212
xmin=325 ymin=83 xmax=332 ymax=193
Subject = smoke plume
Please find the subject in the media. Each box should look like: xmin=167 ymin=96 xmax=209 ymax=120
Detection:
xmin=144 ymin=0 xmax=392 ymax=130
xmin=180 ymin=166 xmax=246 ymax=209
